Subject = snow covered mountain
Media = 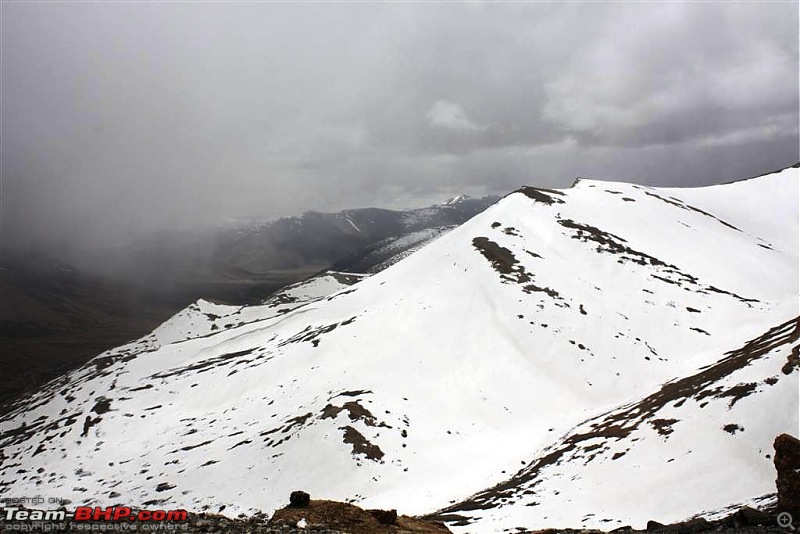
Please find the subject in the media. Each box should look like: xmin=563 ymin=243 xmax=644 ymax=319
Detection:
xmin=212 ymin=194 xmax=499 ymax=275
xmin=0 ymin=166 xmax=796 ymax=532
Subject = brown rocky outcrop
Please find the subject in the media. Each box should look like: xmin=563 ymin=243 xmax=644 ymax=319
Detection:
xmin=775 ymin=433 xmax=800 ymax=514
xmin=270 ymin=497 xmax=451 ymax=533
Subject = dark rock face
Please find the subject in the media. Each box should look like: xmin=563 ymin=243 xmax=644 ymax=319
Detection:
xmin=645 ymin=518 xmax=713 ymax=534
xmin=723 ymin=507 xmax=772 ymax=528
xmin=289 ymin=490 xmax=310 ymax=508
xmin=775 ymin=433 xmax=800 ymax=514
xmin=367 ymin=508 xmax=397 ymax=525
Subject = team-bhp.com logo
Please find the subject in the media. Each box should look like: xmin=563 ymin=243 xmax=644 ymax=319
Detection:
xmin=3 ymin=506 xmax=189 ymax=532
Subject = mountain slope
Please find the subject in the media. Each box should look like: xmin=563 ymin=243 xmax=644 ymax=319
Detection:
xmin=0 ymin=167 xmax=796 ymax=532
xmin=433 ymin=315 xmax=798 ymax=531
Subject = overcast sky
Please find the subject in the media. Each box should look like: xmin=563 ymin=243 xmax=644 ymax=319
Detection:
xmin=2 ymin=2 xmax=798 ymax=253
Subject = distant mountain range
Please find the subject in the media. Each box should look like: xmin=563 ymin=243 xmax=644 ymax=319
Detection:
xmin=209 ymin=194 xmax=500 ymax=276
xmin=1 ymin=165 xmax=795 ymax=531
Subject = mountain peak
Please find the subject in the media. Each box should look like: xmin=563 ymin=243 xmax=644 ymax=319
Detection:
xmin=442 ymin=194 xmax=473 ymax=205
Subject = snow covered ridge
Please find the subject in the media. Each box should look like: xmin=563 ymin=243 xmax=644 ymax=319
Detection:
xmin=149 ymin=271 xmax=368 ymax=346
xmin=0 ymin=166 xmax=797 ymax=533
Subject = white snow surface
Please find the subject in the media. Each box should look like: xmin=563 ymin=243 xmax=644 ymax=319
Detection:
xmin=0 ymin=167 xmax=797 ymax=532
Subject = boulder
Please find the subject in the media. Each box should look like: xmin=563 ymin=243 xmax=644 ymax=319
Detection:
xmin=775 ymin=434 xmax=800 ymax=514
xmin=289 ymin=490 xmax=311 ymax=508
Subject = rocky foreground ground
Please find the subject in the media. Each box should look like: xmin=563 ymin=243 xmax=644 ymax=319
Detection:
xmin=9 ymin=500 xmax=787 ymax=534
xmin=180 ymin=505 xmax=786 ymax=534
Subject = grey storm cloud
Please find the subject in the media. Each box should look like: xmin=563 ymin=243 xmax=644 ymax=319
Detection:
xmin=1 ymin=2 xmax=797 ymax=254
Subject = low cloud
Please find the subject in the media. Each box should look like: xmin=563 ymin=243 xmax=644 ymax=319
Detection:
xmin=1 ymin=2 xmax=797 ymax=259
xmin=425 ymin=100 xmax=482 ymax=132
